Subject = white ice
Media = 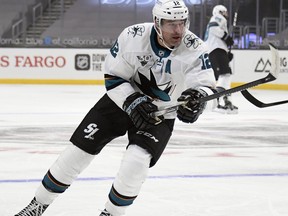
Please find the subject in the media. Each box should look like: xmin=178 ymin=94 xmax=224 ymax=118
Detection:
xmin=0 ymin=84 xmax=288 ymax=216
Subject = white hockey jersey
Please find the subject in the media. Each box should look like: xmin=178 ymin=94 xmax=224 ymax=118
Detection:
xmin=204 ymin=14 xmax=229 ymax=53
xmin=104 ymin=23 xmax=216 ymax=118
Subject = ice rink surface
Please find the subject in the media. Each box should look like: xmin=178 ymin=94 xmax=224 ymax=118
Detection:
xmin=0 ymin=84 xmax=288 ymax=216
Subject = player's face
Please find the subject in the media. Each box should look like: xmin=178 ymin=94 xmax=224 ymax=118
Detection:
xmin=160 ymin=19 xmax=186 ymax=48
xmin=220 ymin=11 xmax=228 ymax=19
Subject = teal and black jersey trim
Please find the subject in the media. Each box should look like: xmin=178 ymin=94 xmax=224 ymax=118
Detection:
xmin=204 ymin=21 xmax=219 ymax=40
xmin=150 ymin=27 xmax=171 ymax=58
xmin=208 ymin=21 xmax=220 ymax=28
xmin=105 ymin=74 xmax=129 ymax=91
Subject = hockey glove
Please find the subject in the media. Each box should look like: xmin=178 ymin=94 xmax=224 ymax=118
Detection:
xmin=123 ymin=92 xmax=163 ymax=130
xmin=177 ymin=88 xmax=208 ymax=123
xmin=222 ymin=32 xmax=234 ymax=47
xmin=228 ymin=51 xmax=234 ymax=62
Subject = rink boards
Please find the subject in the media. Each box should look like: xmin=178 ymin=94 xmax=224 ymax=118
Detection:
xmin=0 ymin=48 xmax=288 ymax=90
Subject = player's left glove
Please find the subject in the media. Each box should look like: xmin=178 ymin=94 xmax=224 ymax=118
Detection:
xmin=222 ymin=32 xmax=234 ymax=47
xmin=177 ymin=88 xmax=208 ymax=123
xmin=228 ymin=51 xmax=234 ymax=62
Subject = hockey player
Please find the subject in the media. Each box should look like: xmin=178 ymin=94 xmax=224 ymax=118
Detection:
xmin=14 ymin=1 xmax=216 ymax=215
xmin=204 ymin=5 xmax=238 ymax=114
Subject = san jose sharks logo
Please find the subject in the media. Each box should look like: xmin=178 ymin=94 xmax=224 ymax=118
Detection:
xmin=128 ymin=25 xmax=145 ymax=37
xmin=134 ymin=69 xmax=175 ymax=101
xmin=184 ymin=34 xmax=202 ymax=49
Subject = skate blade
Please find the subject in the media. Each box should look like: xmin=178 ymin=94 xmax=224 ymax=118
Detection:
xmin=212 ymin=108 xmax=238 ymax=114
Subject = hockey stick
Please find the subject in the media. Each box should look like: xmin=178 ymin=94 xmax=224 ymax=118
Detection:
xmin=151 ymin=44 xmax=279 ymax=117
xmin=240 ymin=42 xmax=287 ymax=108
xmin=229 ymin=1 xmax=240 ymax=52
xmin=240 ymin=90 xmax=288 ymax=108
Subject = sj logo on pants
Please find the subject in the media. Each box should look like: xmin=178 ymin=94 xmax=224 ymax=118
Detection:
xmin=84 ymin=123 xmax=99 ymax=140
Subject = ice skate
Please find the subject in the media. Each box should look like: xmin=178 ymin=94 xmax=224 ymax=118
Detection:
xmin=213 ymin=95 xmax=238 ymax=114
xmin=99 ymin=209 xmax=113 ymax=216
xmin=15 ymin=197 xmax=48 ymax=216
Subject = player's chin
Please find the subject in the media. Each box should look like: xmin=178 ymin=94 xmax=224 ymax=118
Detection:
xmin=169 ymin=38 xmax=181 ymax=47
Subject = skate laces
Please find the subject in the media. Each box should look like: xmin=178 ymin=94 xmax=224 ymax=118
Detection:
xmin=15 ymin=198 xmax=48 ymax=216
xmin=99 ymin=209 xmax=113 ymax=216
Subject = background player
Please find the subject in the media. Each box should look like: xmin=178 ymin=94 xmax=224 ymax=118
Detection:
xmin=204 ymin=5 xmax=238 ymax=114
xmin=14 ymin=1 xmax=216 ymax=215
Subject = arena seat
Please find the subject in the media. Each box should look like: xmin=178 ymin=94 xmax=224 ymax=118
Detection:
xmin=0 ymin=0 xmax=39 ymax=37
xmin=42 ymin=0 xmax=153 ymax=46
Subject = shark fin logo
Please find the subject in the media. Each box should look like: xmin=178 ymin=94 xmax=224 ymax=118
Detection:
xmin=135 ymin=69 xmax=173 ymax=101
xmin=128 ymin=25 xmax=145 ymax=37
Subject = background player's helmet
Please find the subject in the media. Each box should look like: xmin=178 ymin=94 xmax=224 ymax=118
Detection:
xmin=153 ymin=0 xmax=189 ymax=28
xmin=212 ymin=5 xmax=228 ymax=18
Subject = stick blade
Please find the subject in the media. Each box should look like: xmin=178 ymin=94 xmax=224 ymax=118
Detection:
xmin=241 ymin=90 xmax=268 ymax=108
xmin=268 ymin=43 xmax=280 ymax=79
xmin=241 ymin=45 xmax=286 ymax=108
xmin=242 ymin=89 xmax=288 ymax=108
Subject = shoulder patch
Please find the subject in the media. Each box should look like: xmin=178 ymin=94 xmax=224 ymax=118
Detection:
xmin=127 ymin=25 xmax=145 ymax=37
xmin=183 ymin=34 xmax=202 ymax=49
xmin=136 ymin=55 xmax=153 ymax=66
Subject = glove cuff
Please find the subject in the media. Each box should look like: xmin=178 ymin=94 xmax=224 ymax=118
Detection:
xmin=195 ymin=86 xmax=214 ymax=96
xmin=123 ymin=92 xmax=148 ymax=115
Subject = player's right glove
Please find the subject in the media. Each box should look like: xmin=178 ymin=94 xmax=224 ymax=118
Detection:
xmin=123 ymin=92 xmax=163 ymax=130
xmin=177 ymin=88 xmax=207 ymax=124
xmin=222 ymin=32 xmax=234 ymax=47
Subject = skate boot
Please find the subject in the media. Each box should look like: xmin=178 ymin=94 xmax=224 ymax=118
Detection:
xmin=15 ymin=197 xmax=49 ymax=216
xmin=213 ymin=95 xmax=238 ymax=114
xmin=223 ymin=95 xmax=238 ymax=114
xmin=99 ymin=209 xmax=113 ymax=216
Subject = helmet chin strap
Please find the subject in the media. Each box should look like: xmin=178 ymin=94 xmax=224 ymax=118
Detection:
xmin=154 ymin=25 xmax=176 ymax=51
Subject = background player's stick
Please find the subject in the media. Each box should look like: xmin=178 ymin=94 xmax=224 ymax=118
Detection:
xmin=151 ymin=44 xmax=280 ymax=117
xmin=229 ymin=1 xmax=240 ymax=52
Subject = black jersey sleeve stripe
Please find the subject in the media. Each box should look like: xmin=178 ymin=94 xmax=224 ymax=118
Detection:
xmin=208 ymin=22 xmax=219 ymax=28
